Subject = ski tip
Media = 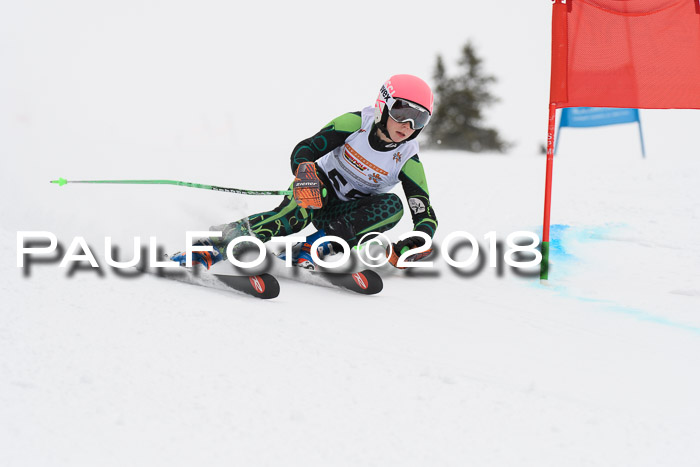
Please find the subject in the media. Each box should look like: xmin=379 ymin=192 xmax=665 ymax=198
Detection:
xmin=251 ymin=274 xmax=281 ymax=299
xmin=316 ymin=269 xmax=383 ymax=295
xmin=354 ymin=270 xmax=383 ymax=294
xmin=50 ymin=177 xmax=68 ymax=186
xmin=214 ymin=273 xmax=280 ymax=299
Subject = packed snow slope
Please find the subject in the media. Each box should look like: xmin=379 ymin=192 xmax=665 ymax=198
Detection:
xmin=3 ymin=1 xmax=700 ymax=466
xmin=2 ymin=143 xmax=700 ymax=467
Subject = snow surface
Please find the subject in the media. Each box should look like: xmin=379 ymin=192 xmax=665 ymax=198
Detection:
xmin=3 ymin=1 xmax=700 ymax=466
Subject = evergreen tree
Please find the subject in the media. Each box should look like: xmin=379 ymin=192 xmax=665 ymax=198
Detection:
xmin=427 ymin=41 xmax=508 ymax=152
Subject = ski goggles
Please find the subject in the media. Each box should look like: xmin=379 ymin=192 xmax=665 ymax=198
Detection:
xmin=388 ymin=98 xmax=431 ymax=129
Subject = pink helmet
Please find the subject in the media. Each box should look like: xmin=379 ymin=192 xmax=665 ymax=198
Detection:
xmin=374 ymin=74 xmax=434 ymax=138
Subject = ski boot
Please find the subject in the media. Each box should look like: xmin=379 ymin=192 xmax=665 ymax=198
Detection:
xmin=279 ymin=230 xmax=333 ymax=270
xmin=170 ymin=238 xmax=223 ymax=269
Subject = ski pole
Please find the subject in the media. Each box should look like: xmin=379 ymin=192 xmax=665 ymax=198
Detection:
xmin=50 ymin=177 xmax=292 ymax=196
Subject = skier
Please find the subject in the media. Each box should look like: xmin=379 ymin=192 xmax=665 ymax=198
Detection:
xmin=172 ymin=74 xmax=438 ymax=270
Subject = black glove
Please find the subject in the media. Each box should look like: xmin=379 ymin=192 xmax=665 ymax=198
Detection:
xmin=386 ymin=235 xmax=432 ymax=269
xmin=393 ymin=236 xmax=426 ymax=255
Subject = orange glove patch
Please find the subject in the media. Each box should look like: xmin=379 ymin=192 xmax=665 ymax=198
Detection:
xmin=293 ymin=162 xmax=325 ymax=209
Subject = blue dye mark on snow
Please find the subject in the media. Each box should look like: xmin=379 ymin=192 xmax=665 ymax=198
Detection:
xmin=544 ymin=285 xmax=700 ymax=335
xmin=547 ymin=223 xmax=626 ymax=261
xmin=548 ymin=224 xmax=571 ymax=258
xmin=607 ymin=305 xmax=700 ymax=334
xmin=533 ymin=224 xmax=700 ymax=336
